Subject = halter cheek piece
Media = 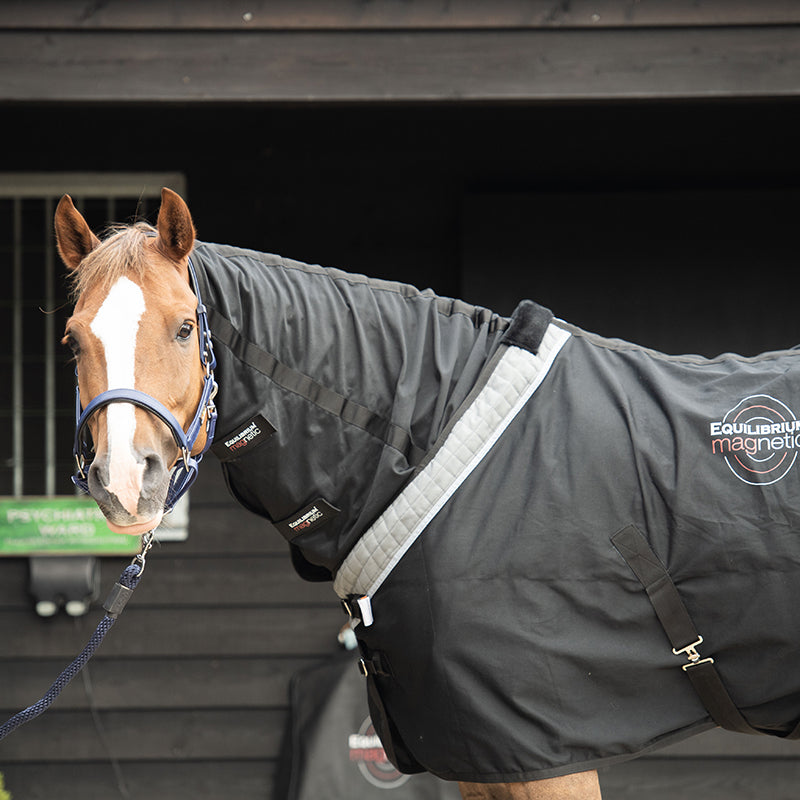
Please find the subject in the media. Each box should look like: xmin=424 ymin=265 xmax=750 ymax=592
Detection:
xmin=72 ymin=257 xmax=218 ymax=514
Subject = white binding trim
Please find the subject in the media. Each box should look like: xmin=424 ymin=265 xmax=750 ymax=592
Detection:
xmin=334 ymin=322 xmax=571 ymax=603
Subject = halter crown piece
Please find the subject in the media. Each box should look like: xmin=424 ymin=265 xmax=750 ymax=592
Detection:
xmin=72 ymin=257 xmax=218 ymax=514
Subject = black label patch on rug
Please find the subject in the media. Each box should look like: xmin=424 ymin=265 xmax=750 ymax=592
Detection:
xmin=275 ymin=498 xmax=340 ymax=539
xmin=211 ymin=414 xmax=275 ymax=461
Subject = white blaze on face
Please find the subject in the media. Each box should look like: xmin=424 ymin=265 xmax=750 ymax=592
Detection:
xmin=90 ymin=277 xmax=146 ymax=517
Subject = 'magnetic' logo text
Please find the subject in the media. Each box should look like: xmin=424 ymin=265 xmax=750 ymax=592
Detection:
xmin=710 ymin=394 xmax=800 ymax=485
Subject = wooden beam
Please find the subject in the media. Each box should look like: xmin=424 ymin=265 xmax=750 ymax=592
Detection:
xmin=1 ymin=0 xmax=799 ymax=30
xmin=0 ymin=657 xmax=320 ymax=710
xmin=602 ymin=758 xmax=800 ymax=800
xmin=0 ymin=708 xmax=284 ymax=760
xmin=0 ymin=606 xmax=344 ymax=657
xmin=1 ymin=28 xmax=798 ymax=103
xmin=0 ymin=172 xmax=185 ymax=197
xmin=1 ymin=762 xmax=274 ymax=800
xmin=656 ymin=727 xmax=800 ymax=758
xmin=0 ymin=555 xmax=332 ymax=606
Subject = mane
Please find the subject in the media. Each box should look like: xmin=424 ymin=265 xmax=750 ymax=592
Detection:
xmin=70 ymin=222 xmax=157 ymax=298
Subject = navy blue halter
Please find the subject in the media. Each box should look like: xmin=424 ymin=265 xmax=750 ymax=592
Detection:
xmin=72 ymin=257 xmax=218 ymax=514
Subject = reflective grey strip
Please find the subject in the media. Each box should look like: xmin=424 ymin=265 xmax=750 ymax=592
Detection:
xmin=334 ymin=322 xmax=571 ymax=600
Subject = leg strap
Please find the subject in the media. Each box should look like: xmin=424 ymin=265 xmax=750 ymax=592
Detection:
xmin=611 ymin=524 xmax=764 ymax=735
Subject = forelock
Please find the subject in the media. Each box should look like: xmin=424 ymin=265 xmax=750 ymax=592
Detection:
xmin=69 ymin=222 xmax=156 ymax=299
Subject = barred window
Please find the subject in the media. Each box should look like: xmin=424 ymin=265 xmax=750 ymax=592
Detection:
xmin=0 ymin=173 xmax=186 ymax=498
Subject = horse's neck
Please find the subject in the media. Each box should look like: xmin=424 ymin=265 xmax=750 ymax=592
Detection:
xmin=198 ymin=242 xmax=507 ymax=453
xmin=194 ymin=242 xmax=509 ymax=571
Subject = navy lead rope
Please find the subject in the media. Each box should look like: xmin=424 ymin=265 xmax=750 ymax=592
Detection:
xmin=0 ymin=533 xmax=155 ymax=742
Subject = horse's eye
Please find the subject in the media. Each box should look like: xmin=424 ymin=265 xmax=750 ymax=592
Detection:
xmin=177 ymin=321 xmax=194 ymax=341
xmin=64 ymin=333 xmax=81 ymax=357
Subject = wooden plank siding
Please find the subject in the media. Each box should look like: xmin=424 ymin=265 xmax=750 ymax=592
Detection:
xmin=0 ymin=464 xmax=344 ymax=800
xmin=2 ymin=0 xmax=800 ymax=29
xmin=2 ymin=762 xmax=275 ymax=800
xmin=0 ymin=1 xmax=799 ymax=102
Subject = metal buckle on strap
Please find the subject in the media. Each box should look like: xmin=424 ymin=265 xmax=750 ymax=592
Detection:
xmin=673 ymin=635 xmax=715 ymax=672
xmin=74 ymin=453 xmax=87 ymax=481
xmin=341 ymin=594 xmax=374 ymax=627
xmin=180 ymin=446 xmax=192 ymax=472
xmin=358 ymin=652 xmax=391 ymax=678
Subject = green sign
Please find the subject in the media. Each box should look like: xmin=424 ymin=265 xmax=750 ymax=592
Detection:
xmin=0 ymin=496 xmax=141 ymax=555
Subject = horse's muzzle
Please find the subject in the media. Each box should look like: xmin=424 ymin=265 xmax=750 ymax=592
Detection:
xmin=87 ymin=449 xmax=170 ymax=534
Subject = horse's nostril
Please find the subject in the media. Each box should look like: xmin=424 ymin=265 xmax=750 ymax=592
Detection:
xmin=87 ymin=459 xmax=110 ymax=495
xmin=143 ymin=454 xmax=164 ymax=472
xmin=140 ymin=452 xmax=168 ymax=492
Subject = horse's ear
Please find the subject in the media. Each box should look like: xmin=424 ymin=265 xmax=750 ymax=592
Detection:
xmin=54 ymin=194 xmax=101 ymax=271
xmin=155 ymin=187 xmax=195 ymax=265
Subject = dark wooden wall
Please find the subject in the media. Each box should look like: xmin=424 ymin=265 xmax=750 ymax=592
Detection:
xmin=1 ymin=99 xmax=799 ymax=800
xmin=1 ymin=0 xmax=799 ymax=103
xmin=1 ymin=3 xmax=800 ymax=799
xmin=0 ymin=466 xmax=340 ymax=798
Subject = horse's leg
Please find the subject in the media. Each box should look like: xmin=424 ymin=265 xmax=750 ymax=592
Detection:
xmin=458 ymin=770 xmax=601 ymax=800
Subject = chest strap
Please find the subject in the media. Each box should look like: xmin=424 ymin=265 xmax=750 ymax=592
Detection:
xmin=612 ymin=524 xmax=790 ymax=737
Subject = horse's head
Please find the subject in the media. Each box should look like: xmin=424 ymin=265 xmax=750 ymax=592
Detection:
xmin=56 ymin=188 xmax=215 ymax=535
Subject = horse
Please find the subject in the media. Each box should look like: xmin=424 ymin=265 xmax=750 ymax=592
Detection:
xmin=55 ymin=188 xmax=800 ymax=799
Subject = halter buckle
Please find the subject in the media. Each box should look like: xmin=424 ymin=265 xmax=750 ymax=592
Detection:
xmin=74 ymin=453 xmax=87 ymax=480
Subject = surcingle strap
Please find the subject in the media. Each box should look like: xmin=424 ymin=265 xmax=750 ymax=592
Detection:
xmin=612 ymin=524 xmax=766 ymax=736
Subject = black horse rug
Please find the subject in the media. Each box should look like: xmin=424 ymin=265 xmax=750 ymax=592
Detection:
xmin=191 ymin=241 xmax=800 ymax=783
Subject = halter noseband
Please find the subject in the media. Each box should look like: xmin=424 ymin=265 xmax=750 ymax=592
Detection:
xmin=72 ymin=257 xmax=218 ymax=514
